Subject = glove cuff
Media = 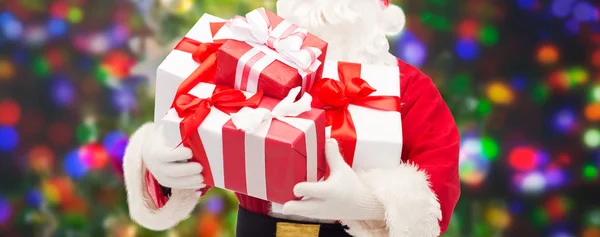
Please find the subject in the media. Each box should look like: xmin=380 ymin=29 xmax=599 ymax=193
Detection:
xmin=123 ymin=122 xmax=200 ymax=231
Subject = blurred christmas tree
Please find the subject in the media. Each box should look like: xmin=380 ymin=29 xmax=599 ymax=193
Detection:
xmin=1 ymin=0 xmax=599 ymax=236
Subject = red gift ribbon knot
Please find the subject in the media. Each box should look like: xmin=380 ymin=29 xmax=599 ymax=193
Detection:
xmin=310 ymin=62 xmax=401 ymax=169
xmin=174 ymin=86 xmax=264 ymax=144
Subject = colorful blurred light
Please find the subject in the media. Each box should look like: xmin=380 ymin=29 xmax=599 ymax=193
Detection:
xmin=0 ymin=100 xmax=21 ymax=126
xmin=537 ymin=44 xmax=559 ymax=65
xmin=112 ymin=88 xmax=136 ymax=112
xmin=545 ymin=167 xmax=567 ymax=188
xmin=508 ymin=147 xmax=539 ymax=171
xmin=205 ymin=197 xmax=225 ymax=214
xmin=0 ymin=59 xmax=15 ymax=80
xmin=50 ymin=1 xmax=69 ymax=19
xmin=28 ymin=145 xmax=55 ymax=173
xmin=485 ymin=206 xmax=511 ymax=229
xmin=80 ymin=143 xmax=109 ymax=170
xmin=517 ymin=0 xmax=537 ymax=10
xmin=0 ymin=126 xmax=18 ymax=151
xmin=458 ymin=19 xmax=479 ymax=39
xmin=585 ymin=103 xmax=600 ymax=122
xmin=64 ymin=150 xmax=89 ymax=179
xmin=24 ymin=25 xmax=48 ymax=46
xmin=67 ymin=7 xmax=83 ymax=23
xmin=0 ymin=12 xmax=23 ymax=40
xmin=50 ymin=77 xmax=75 ymax=107
xmin=519 ymin=171 xmax=546 ymax=195
xmin=102 ymin=51 xmax=135 ymax=78
xmin=32 ymin=55 xmax=50 ymax=77
xmin=551 ymin=0 xmax=576 ymax=18
xmin=486 ymin=82 xmax=514 ymax=105
xmin=76 ymin=121 xmax=98 ymax=143
xmin=573 ymin=2 xmax=598 ymax=22
xmin=198 ymin=213 xmax=222 ymax=237
xmin=476 ymin=99 xmax=493 ymax=116
xmin=103 ymin=131 xmax=128 ymax=159
xmin=532 ymin=207 xmax=549 ymax=227
xmin=582 ymin=228 xmax=600 ymax=237
xmin=584 ymin=129 xmax=600 ymax=149
xmin=478 ymin=25 xmax=499 ymax=46
xmin=395 ymin=31 xmax=427 ymax=67
xmin=0 ymin=197 xmax=11 ymax=224
xmin=554 ymin=109 xmax=577 ymax=132
xmin=590 ymin=85 xmax=600 ymax=102
xmin=47 ymin=18 xmax=68 ymax=38
xmin=584 ymin=208 xmax=600 ymax=227
xmin=459 ymin=137 xmax=491 ymax=186
xmin=544 ymin=195 xmax=572 ymax=221
xmin=456 ymin=39 xmax=479 ymax=60
xmin=567 ymin=66 xmax=588 ymax=85
xmin=583 ymin=165 xmax=598 ymax=181
xmin=26 ymin=189 xmax=43 ymax=208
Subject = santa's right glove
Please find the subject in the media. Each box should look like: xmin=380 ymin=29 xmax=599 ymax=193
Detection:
xmin=142 ymin=124 xmax=205 ymax=189
xmin=123 ymin=122 xmax=204 ymax=231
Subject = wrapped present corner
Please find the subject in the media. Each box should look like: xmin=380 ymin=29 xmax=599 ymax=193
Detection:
xmin=311 ymin=61 xmax=403 ymax=173
xmin=215 ymin=8 xmax=328 ymax=100
xmin=161 ymin=84 xmax=326 ymax=204
xmin=154 ymin=13 xmax=232 ymax=122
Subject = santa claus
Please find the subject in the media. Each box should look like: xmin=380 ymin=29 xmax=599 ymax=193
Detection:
xmin=123 ymin=0 xmax=460 ymax=236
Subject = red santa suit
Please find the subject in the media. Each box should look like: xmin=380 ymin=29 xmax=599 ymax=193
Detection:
xmin=122 ymin=1 xmax=460 ymax=236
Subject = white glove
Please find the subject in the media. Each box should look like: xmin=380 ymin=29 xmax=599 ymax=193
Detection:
xmin=142 ymin=125 xmax=205 ymax=190
xmin=282 ymin=139 xmax=385 ymax=220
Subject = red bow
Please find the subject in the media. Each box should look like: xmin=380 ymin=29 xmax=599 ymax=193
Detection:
xmin=172 ymin=37 xmax=227 ymax=98
xmin=175 ymin=86 xmax=263 ymax=143
xmin=310 ymin=62 xmax=401 ymax=167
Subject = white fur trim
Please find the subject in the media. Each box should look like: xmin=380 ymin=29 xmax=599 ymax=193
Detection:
xmin=123 ymin=122 xmax=200 ymax=231
xmin=382 ymin=4 xmax=406 ymax=35
xmin=341 ymin=163 xmax=442 ymax=237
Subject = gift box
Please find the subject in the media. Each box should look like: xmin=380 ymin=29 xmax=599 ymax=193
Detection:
xmin=215 ymin=8 xmax=328 ymax=100
xmin=154 ymin=13 xmax=233 ymax=122
xmin=161 ymin=83 xmax=326 ymax=204
xmin=310 ymin=60 xmax=403 ymax=171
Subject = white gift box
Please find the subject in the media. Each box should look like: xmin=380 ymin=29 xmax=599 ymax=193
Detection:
xmin=154 ymin=13 xmax=233 ymax=122
xmin=320 ymin=60 xmax=403 ymax=171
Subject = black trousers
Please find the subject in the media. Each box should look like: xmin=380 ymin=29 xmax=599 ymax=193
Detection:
xmin=236 ymin=205 xmax=352 ymax=237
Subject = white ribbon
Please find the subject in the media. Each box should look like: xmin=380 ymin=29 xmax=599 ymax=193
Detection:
xmin=231 ymin=87 xmax=312 ymax=133
xmin=231 ymin=87 xmax=319 ymax=200
xmin=226 ymin=8 xmax=322 ymax=73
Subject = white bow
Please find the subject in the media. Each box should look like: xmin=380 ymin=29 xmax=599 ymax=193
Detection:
xmin=226 ymin=8 xmax=322 ymax=73
xmin=231 ymin=87 xmax=312 ymax=133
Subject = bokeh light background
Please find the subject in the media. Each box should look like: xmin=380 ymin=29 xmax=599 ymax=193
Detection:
xmin=0 ymin=0 xmax=599 ymax=236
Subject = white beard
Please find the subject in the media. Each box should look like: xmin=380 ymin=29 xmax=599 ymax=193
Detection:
xmin=276 ymin=0 xmax=399 ymax=66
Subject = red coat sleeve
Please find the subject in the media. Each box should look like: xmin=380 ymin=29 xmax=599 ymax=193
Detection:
xmin=398 ymin=59 xmax=461 ymax=234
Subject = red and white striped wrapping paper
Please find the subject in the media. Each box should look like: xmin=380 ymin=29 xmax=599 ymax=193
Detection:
xmin=161 ymin=83 xmax=327 ymax=204
xmin=215 ymin=8 xmax=328 ymax=100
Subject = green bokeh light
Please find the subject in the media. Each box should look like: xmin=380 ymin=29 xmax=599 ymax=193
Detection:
xmin=583 ymin=129 xmax=600 ymax=149
xmin=532 ymin=83 xmax=550 ymax=104
xmin=481 ymin=137 xmax=499 ymax=161
xmin=479 ymin=25 xmax=499 ymax=46
xmin=589 ymin=85 xmax=600 ymax=102
xmin=476 ymin=99 xmax=492 ymax=116
xmin=583 ymin=165 xmax=598 ymax=181
xmin=32 ymin=56 xmax=50 ymax=77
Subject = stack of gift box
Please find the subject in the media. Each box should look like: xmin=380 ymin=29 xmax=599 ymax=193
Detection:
xmin=149 ymin=8 xmax=404 ymax=206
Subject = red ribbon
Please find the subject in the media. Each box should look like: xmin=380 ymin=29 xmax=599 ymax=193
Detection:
xmin=172 ymin=37 xmax=227 ymax=98
xmin=175 ymin=85 xmax=263 ymax=143
xmin=309 ymin=62 xmax=401 ymax=169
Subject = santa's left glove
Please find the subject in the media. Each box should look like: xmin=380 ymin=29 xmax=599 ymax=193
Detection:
xmin=123 ymin=122 xmax=203 ymax=231
xmin=282 ymin=139 xmax=385 ymax=221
